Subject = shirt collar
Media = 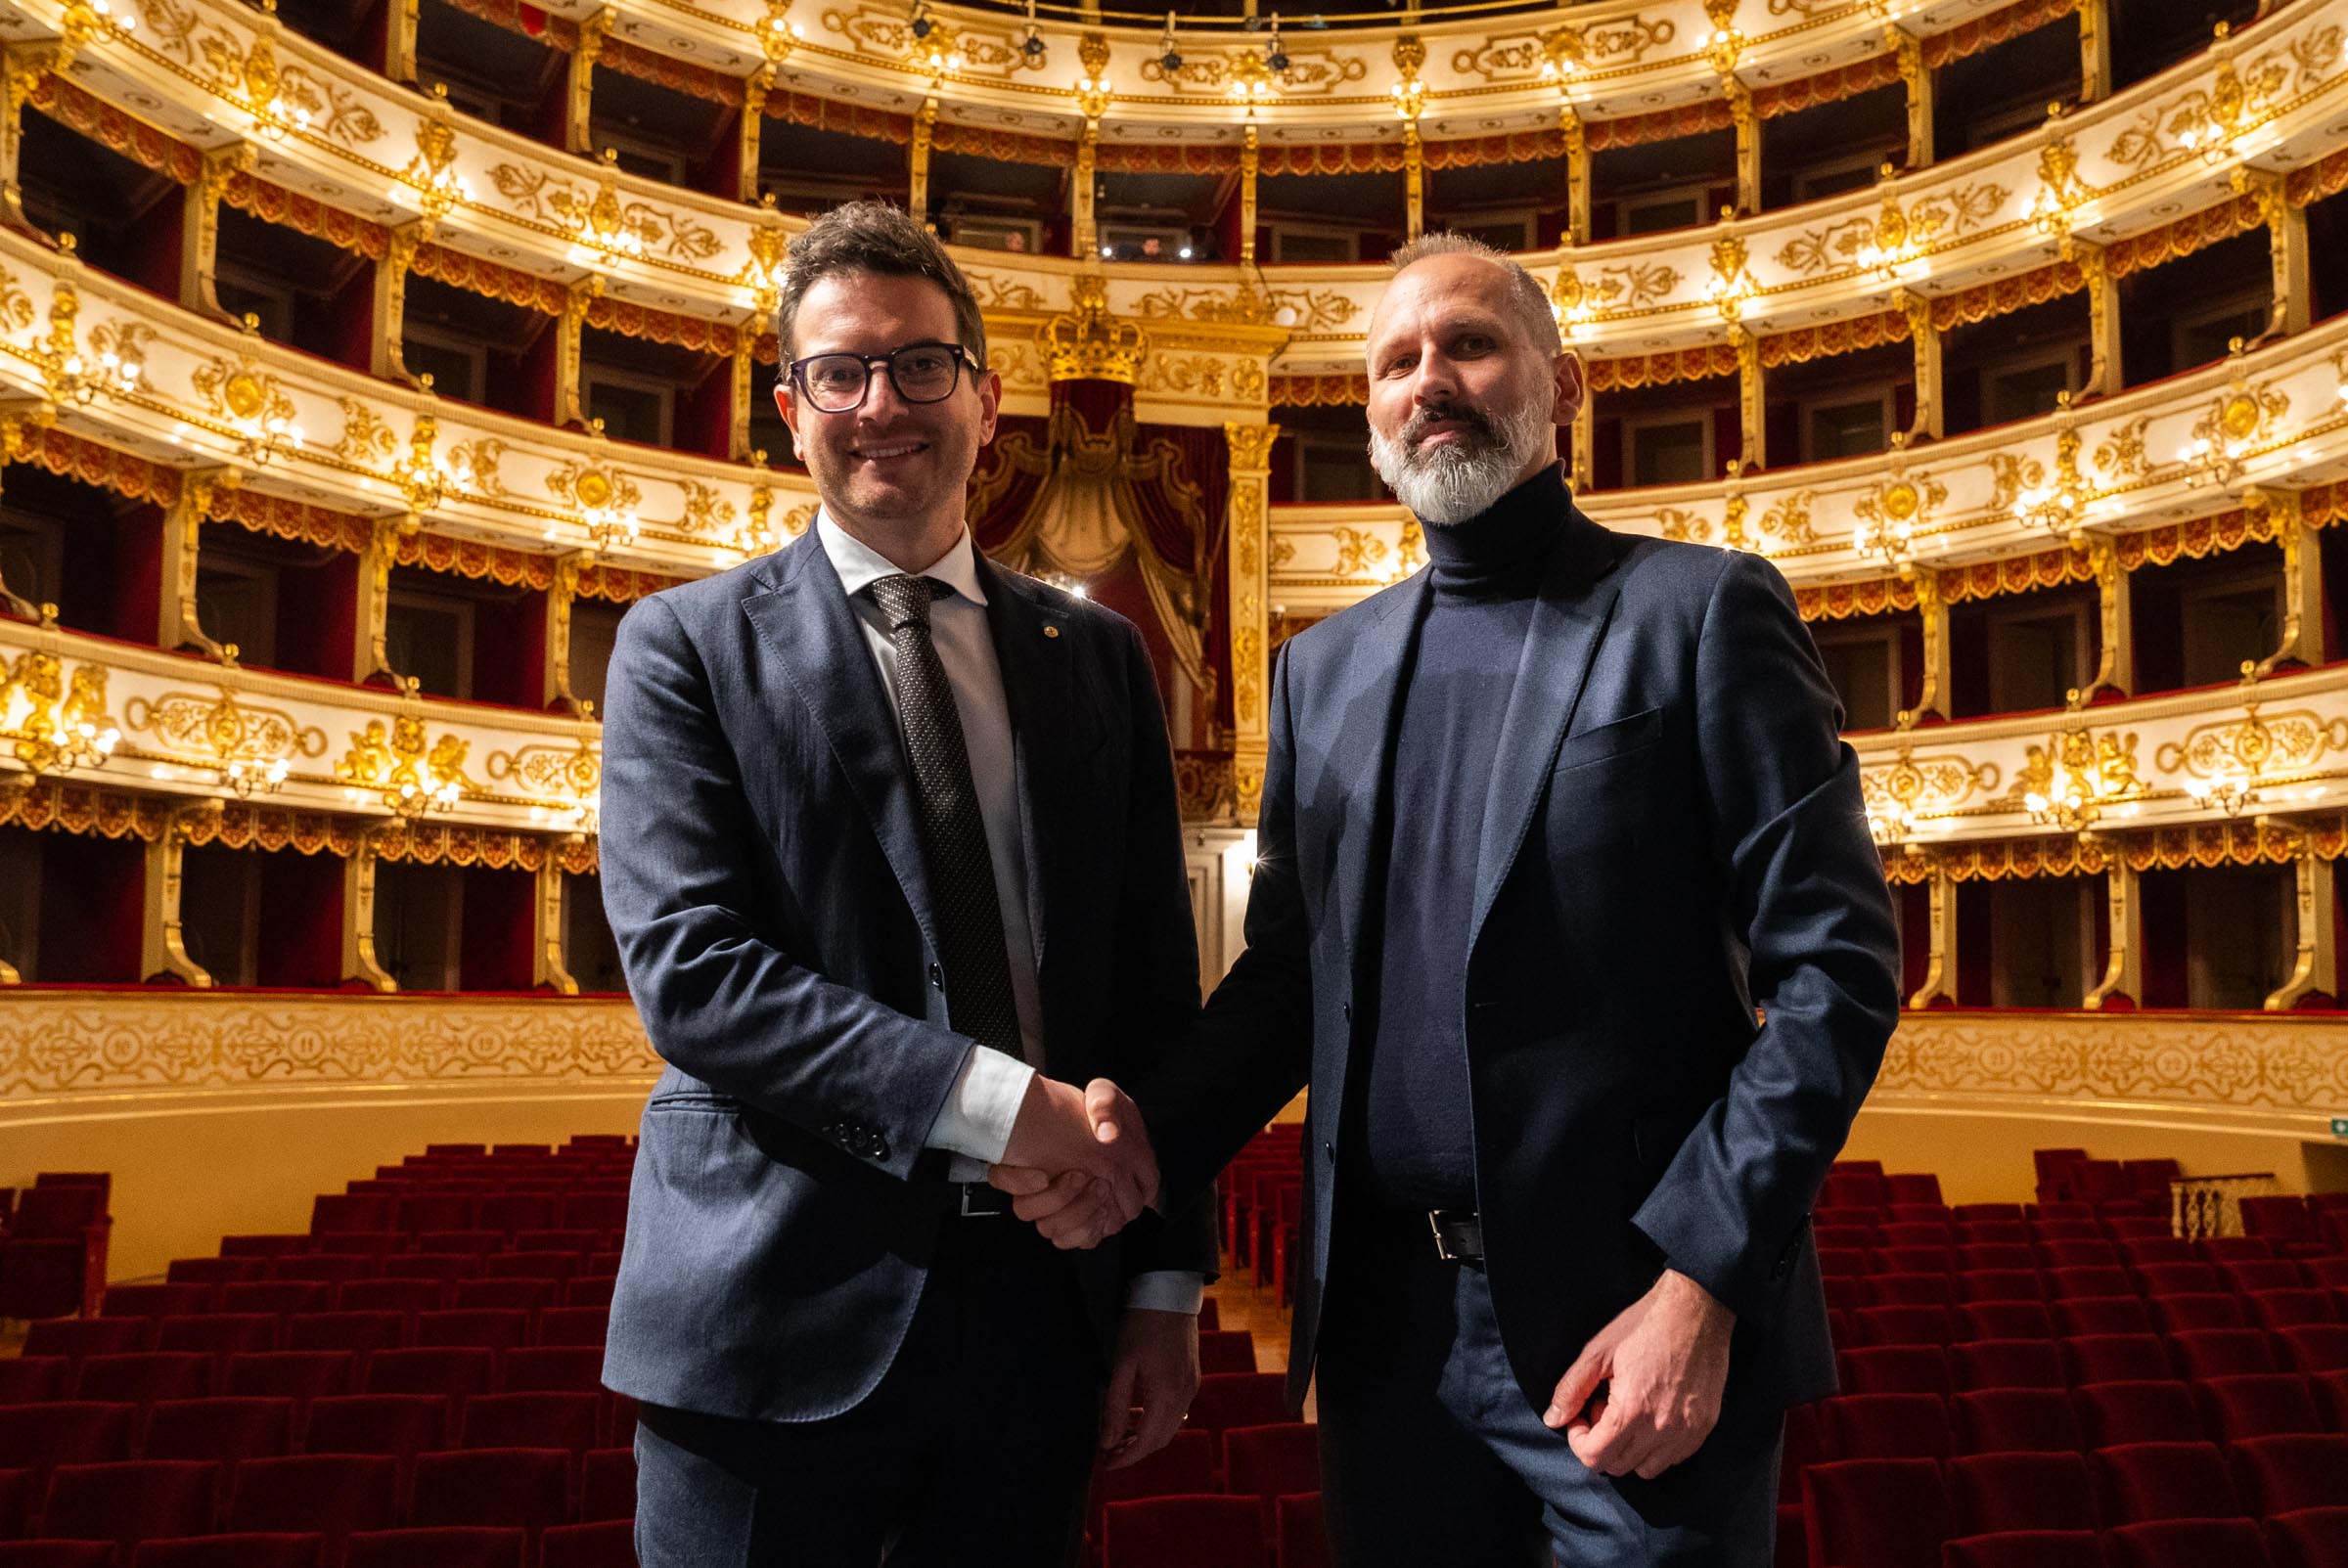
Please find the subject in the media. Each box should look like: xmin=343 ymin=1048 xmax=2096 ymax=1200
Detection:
xmin=817 ymin=510 xmax=989 ymax=608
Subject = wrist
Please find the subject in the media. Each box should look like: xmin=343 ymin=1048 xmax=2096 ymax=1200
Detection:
xmin=1660 ymin=1267 xmax=1736 ymax=1329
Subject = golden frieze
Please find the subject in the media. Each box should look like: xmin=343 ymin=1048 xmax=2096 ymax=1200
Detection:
xmin=1552 ymin=260 xmax=1681 ymax=323
xmin=0 ymin=264 xmax=32 ymax=334
xmin=1451 ymin=16 xmax=1675 ymax=84
xmin=122 ymin=688 xmax=327 ymax=768
xmin=484 ymin=739 xmax=602 ymax=802
xmin=1860 ymin=747 xmax=2003 ymax=821
xmin=336 ymin=711 xmax=472 ymax=817
xmin=545 ymin=457 xmax=642 ymax=521
xmin=678 ymin=479 xmax=737 ymax=538
xmin=443 ymin=438 xmax=511 ymax=499
xmin=2154 ymin=704 xmax=2348 ymax=783
xmin=328 ymin=397 xmax=397 ymax=465
xmin=2093 ymin=415 xmax=2152 ymax=481
xmin=485 ymin=160 xmax=722 ymax=263
xmin=2107 ymin=28 xmax=2304 ymax=170
xmin=1774 ymin=182 xmax=2009 ymax=279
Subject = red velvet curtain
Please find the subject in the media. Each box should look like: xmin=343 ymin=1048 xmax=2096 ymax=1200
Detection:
xmin=967 ymin=381 xmax=1232 ymax=740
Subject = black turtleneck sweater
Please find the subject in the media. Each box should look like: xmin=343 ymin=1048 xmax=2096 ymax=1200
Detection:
xmin=1354 ymin=465 xmax=1567 ymax=1214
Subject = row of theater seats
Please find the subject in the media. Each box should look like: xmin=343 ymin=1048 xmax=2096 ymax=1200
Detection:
xmin=1784 ymin=1155 xmax=2348 ymax=1568
xmin=0 ymin=1176 xmax=114 ymax=1322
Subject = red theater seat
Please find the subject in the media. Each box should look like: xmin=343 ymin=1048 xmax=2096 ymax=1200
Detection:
xmin=1944 ymin=1452 xmax=2096 ymax=1537
xmin=1276 ymin=1493 xmax=1328 ymax=1568
xmin=333 ymin=1281 xmax=442 ymax=1319
xmin=0 ymin=1361 xmax=70 ymax=1407
xmin=497 ymin=1349 xmax=603 ymax=1395
xmin=230 ymin=1456 xmax=399 ymax=1555
xmin=2054 ymin=1299 xmax=2153 ymax=1338
xmin=2266 ymin=1507 xmax=2348 ymax=1568
xmin=2168 ymin=1329 xmax=2277 ymax=1380
xmin=2103 ymin=1518 xmax=2272 ymax=1568
xmin=2135 ymin=1264 xmax=2223 ymax=1297
xmin=344 ymin=1528 xmax=524 ymax=1568
xmin=1224 ymin=1423 xmax=1319 ymax=1533
xmin=2073 ymin=1382 xmax=2203 ymax=1448
xmin=407 ymin=1449 xmax=570 ymax=1537
xmin=0 ymin=1467 xmax=32 ymax=1539
xmin=578 ymin=1450 xmax=635 ymax=1524
xmin=2194 ymin=1374 xmax=2324 ymax=1441
xmin=1825 ymin=1395 xmax=1953 ymax=1461
xmin=2252 ymin=1292 xmax=2342 ymax=1332
xmin=1959 ymin=1303 xmax=2054 ymax=1343
xmin=535 ymin=1309 xmax=610 ymax=1350
xmin=222 ymin=1354 xmax=352 ymax=1412
xmin=1800 ymin=1458 xmax=1951 ymax=1568
xmin=1953 ymin=1272 xmax=2041 ymax=1305
xmin=2146 ymin=1294 xmax=2244 ymax=1334
xmin=101 ymin=1285 xmax=212 ymax=1321
xmin=541 ymin=1521 xmax=638 ymax=1568
xmin=2060 ymin=1337 xmax=2174 ymax=1387
xmin=1952 ymin=1340 xmax=2064 ymax=1393
xmin=2276 ymin=1327 xmax=2348 ymax=1377
xmin=1198 ymin=1332 xmax=1259 ymax=1375
xmin=161 ymin=1260 xmax=264 ymax=1290
xmin=156 ymin=1316 xmax=277 ymax=1364
xmin=1088 ymin=1431 xmax=1218 ymax=1548
xmin=130 ymin=1535 xmax=324 ymax=1568
xmin=412 ymin=1313 xmax=529 ymax=1354
xmin=1183 ymin=1376 xmax=1290 ymax=1464
xmin=285 ymin=1314 xmax=405 ymax=1355
xmin=361 ymin=1350 xmax=496 ymax=1405
xmin=447 ymin=1280 xmax=556 ymax=1315
xmin=220 ymin=1284 xmax=332 ymax=1322
xmin=460 ymin=1394 xmax=601 ymax=1458
xmin=1939 ymin=1531 xmax=2105 ymax=1568
xmin=1857 ymin=1308 xmax=1956 ymax=1349
xmin=0 ymin=1407 xmax=133 ymax=1488
xmin=41 ymin=1461 xmax=218 ymax=1554
xmin=0 ymin=1544 xmax=116 ymax=1567
xmin=2231 ymin=1435 xmax=2348 ymax=1514
xmin=1102 ymin=1496 xmax=1267 ymax=1568
xmin=73 ymin=1355 xmax=211 ymax=1412
xmin=141 ymin=1398 xmax=294 ymax=1464
xmin=1838 ymin=1347 xmax=1953 ymax=1400
xmin=303 ymin=1395 xmax=452 ymax=1463
xmin=2091 ymin=1442 xmax=2244 ymax=1524
xmin=22 ymin=1322 xmax=148 ymax=1365
xmin=1951 ymin=1389 xmax=2081 ymax=1456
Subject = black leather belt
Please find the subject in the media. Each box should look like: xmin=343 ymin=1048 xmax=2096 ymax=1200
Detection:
xmin=1428 ymin=1209 xmax=1483 ymax=1265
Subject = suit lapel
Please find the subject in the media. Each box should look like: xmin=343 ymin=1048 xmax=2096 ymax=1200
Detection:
xmin=975 ymin=556 xmax=1074 ymax=987
xmin=1466 ymin=507 xmax=1624 ymax=954
xmin=741 ymin=535 xmax=938 ymax=951
xmin=1335 ymin=572 xmax=1429 ymax=996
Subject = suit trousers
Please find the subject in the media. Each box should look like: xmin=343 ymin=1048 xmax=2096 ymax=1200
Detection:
xmin=1315 ymin=1197 xmax=1782 ymax=1568
xmin=632 ymin=1216 xmax=1106 ymax=1568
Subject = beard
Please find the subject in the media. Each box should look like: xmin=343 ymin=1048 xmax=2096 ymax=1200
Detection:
xmin=1366 ymin=386 xmax=1555 ymax=526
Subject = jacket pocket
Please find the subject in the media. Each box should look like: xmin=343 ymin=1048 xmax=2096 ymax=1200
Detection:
xmin=645 ymin=1091 xmax=743 ymax=1115
xmin=1552 ymin=705 xmax=1664 ymax=775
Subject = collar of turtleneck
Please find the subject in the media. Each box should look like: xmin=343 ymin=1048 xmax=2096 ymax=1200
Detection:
xmin=1420 ymin=462 xmax=1568 ymax=594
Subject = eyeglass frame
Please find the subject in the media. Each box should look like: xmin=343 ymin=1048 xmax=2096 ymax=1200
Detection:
xmin=783 ymin=340 xmax=987 ymax=414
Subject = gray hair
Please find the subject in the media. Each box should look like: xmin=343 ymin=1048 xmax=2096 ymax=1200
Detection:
xmin=1385 ymin=231 xmax=1562 ymax=358
xmin=774 ymin=201 xmax=988 ymax=368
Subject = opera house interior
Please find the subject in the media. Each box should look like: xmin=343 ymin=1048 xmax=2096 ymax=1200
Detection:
xmin=5 ymin=0 xmax=2348 ymax=1560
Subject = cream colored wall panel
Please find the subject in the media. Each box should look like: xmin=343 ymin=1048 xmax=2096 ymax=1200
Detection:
xmin=0 ymin=991 xmax=654 ymax=1278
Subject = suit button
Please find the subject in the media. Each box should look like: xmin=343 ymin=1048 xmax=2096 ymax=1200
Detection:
xmin=1323 ymin=1142 xmax=1335 ymax=1162
xmin=1340 ymin=1002 xmax=1352 ymax=1021
xmin=929 ymin=963 xmax=944 ymax=990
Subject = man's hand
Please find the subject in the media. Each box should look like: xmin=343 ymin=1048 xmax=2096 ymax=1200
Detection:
xmin=990 ymin=1076 xmax=1157 ymax=1249
xmin=1543 ymin=1269 xmax=1736 ymax=1481
xmin=1100 ymin=1308 xmax=1199 ymax=1469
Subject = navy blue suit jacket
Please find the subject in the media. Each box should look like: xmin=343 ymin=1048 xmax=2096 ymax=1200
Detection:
xmin=1141 ymin=499 xmax=1901 ymax=1422
xmin=597 ymin=529 xmax=1215 ymax=1423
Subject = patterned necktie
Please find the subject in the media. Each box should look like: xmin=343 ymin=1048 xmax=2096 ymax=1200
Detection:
xmin=865 ymin=573 xmax=1023 ymax=1058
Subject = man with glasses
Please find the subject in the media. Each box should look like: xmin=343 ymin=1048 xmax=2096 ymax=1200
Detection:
xmin=598 ymin=201 xmax=1213 ymax=1566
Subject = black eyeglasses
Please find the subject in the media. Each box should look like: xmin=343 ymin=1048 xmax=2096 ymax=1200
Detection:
xmin=787 ymin=341 xmax=982 ymax=413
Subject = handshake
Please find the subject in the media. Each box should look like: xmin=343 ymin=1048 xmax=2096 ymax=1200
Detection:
xmin=987 ymin=1074 xmax=1159 ymax=1250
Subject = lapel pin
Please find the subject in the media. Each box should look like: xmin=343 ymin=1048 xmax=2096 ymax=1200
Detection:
xmin=1043 ymin=625 xmax=1061 ymax=639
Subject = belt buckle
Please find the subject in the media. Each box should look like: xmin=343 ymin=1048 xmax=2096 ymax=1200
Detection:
xmin=1427 ymin=1209 xmax=1466 ymax=1262
xmin=960 ymin=1183 xmax=1003 ymax=1218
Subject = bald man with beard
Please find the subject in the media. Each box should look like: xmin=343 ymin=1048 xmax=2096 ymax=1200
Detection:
xmin=999 ymin=232 xmax=1901 ymax=1566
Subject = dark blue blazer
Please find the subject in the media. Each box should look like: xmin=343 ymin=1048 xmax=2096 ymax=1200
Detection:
xmin=597 ymin=529 xmax=1214 ymax=1423
xmin=1141 ymin=498 xmax=1901 ymax=1422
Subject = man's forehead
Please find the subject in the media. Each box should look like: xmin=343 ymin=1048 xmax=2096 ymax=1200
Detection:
xmin=1371 ymin=259 xmax=1519 ymax=338
xmin=794 ymin=271 xmax=958 ymax=350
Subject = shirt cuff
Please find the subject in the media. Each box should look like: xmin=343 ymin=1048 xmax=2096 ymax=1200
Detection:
xmin=1123 ymin=1272 xmax=1207 ymax=1315
xmin=923 ymin=1045 xmax=1036 ymax=1164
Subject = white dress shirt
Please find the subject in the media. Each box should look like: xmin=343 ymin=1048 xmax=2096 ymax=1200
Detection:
xmin=818 ymin=514 xmax=1202 ymax=1316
